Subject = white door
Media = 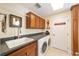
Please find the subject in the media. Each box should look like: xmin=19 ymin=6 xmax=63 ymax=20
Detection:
xmin=53 ymin=17 xmax=68 ymax=52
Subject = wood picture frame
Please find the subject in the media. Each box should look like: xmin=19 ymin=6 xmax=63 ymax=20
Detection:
xmin=9 ymin=14 xmax=22 ymax=27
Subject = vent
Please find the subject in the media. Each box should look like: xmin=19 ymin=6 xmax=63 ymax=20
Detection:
xmin=35 ymin=3 xmax=41 ymax=9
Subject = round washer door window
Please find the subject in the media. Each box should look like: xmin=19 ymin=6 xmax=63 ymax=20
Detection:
xmin=41 ymin=42 xmax=47 ymax=53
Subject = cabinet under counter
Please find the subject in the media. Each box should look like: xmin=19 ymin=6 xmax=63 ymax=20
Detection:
xmin=7 ymin=41 xmax=37 ymax=56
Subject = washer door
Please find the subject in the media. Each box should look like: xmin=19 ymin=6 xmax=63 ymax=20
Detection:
xmin=41 ymin=42 xmax=47 ymax=53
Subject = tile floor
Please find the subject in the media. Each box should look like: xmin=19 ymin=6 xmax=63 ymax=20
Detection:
xmin=45 ymin=48 xmax=69 ymax=56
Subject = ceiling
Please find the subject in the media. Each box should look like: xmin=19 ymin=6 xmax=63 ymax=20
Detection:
xmin=21 ymin=3 xmax=53 ymax=17
xmin=0 ymin=3 xmax=76 ymax=18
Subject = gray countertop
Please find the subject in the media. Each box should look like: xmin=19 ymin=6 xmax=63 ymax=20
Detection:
xmin=0 ymin=32 xmax=49 ymax=56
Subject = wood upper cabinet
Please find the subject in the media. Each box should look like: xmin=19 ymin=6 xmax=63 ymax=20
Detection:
xmin=26 ymin=12 xmax=45 ymax=29
xmin=30 ymin=13 xmax=36 ymax=28
xmin=8 ymin=41 xmax=37 ymax=56
xmin=71 ymin=4 xmax=79 ymax=56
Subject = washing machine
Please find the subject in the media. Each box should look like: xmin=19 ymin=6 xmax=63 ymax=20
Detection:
xmin=38 ymin=35 xmax=49 ymax=56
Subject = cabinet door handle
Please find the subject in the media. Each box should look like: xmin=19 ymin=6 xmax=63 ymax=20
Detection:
xmin=25 ymin=52 xmax=30 ymax=56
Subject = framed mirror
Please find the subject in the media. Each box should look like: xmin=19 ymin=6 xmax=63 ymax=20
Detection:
xmin=9 ymin=14 xmax=22 ymax=27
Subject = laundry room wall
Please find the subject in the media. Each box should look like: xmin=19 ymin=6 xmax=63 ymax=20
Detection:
xmin=46 ymin=11 xmax=72 ymax=55
xmin=0 ymin=5 xmax=45 ymax=39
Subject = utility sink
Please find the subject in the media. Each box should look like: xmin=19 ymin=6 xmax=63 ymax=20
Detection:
xmin=5 ymin=37 xmax=34 ymax=49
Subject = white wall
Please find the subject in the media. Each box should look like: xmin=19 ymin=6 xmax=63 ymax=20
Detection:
xmin=0 ymin=6 xmax=45 ymax=38
xmin=47 ymin=11 xmax=72 ymax=55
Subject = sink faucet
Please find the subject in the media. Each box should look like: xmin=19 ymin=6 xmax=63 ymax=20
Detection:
xmin=17 ymin=27 xmax=21 ymax=39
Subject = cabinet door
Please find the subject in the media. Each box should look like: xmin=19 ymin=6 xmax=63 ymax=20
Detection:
xmin=71 ymin=5 xmax=79 ymax=55
xmin=28 ymin=47 xmax=36 ymax=56
xmin=26 ymin=17 xmax=30 ymax=28
xmin=30 ymin=14 xmax=36 ymax=28
xmin=35 ymin=17 xmax=40 ymax=28
xmin=8 ymin=47 xmax=27 ymax=56
xmin=78 ymin=5 xmax=79 ymax=54
xmin=39 ymin=18 xmax=45 ymax=29
xmin=39 ymin=18 xmax=42 ymax=29
xmin=42 ymin=19 xmax=45 ymax=29
xmin=25 ymin=42 xmax=36 ymax=56
xmin=26 ymin=46 xmax=36 ymax=56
